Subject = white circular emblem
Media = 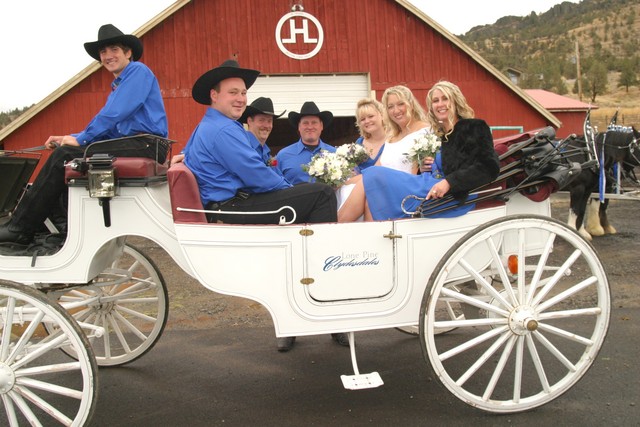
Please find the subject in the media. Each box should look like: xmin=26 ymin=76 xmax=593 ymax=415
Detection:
xmin=275 ymin=11 xmax=324 ymax=60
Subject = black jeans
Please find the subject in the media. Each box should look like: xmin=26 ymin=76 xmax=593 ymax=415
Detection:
xmin=205 ymin=183 xmax=337 ymax=225
xmin=11 ymin=143 xmax=156 ymax=233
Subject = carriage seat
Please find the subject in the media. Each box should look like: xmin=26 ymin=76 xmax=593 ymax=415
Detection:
xmin=65 ymin=157 xmax=168 ymax=184
xmin=167 ymin=162 xmax=207 ymax=223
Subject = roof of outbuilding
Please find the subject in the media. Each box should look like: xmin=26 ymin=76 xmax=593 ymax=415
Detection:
xmin=524 ymin=89 xmax=598 ymax=112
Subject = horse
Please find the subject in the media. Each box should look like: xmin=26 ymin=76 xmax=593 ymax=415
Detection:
xmin=565 ymin=126 xmax=640 ymax=240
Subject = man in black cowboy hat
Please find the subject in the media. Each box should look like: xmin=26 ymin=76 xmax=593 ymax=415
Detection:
xmin=184 ymin=63 xmax=347 ymax=351
xmin=239 ymin=97 xmax=285 ymax=166
xmin=275 ymin=101 xmax=337 ymax=185
xmin=183 ymin=59 xmax=336 ymax=226
xmin=0 ymin=24 xmax=168 ymax=245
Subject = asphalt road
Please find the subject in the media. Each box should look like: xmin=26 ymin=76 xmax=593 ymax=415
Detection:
xmin=89 ymin=310 xmax=638 ymax=426
xmin=86 ymin=194 xmax=640 ymax=426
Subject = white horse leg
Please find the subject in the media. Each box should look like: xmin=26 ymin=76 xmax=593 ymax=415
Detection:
xmin=600 ymin=206 xmax=617 ymax=235
xmin=585 ymin=199 xmax=605 ymax=237
xmin=568 ymin=208 xmax=592 ymax=241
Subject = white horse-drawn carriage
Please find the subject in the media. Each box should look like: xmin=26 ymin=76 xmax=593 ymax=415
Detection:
xmin=0 ymin=130 xmax=610 ymax=425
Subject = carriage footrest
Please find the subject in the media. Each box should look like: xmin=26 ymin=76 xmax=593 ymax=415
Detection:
xmin=339 ymin=331 xmax=384 ymax=390
xmin=340 ymin=372 xmax=384 ymax=390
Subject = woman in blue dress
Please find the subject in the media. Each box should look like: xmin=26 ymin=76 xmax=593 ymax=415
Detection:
xmin=338 ymin=81 xmax=500 ymax=222
xmin=353 ymin=98 xmax=387 ymax=171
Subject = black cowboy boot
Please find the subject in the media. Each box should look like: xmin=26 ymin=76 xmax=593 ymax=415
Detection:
xmin=0 ymin=221 xmax=35 ymax=245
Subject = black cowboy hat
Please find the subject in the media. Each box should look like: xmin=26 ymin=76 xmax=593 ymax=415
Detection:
xmin=192 ymin=59 xmax=260 ymax=106
xmin=288 ymin=101 xmax=333 ymax=128
xmin=239 ymin=97 xmax=286 ymax=123
xmin=84 ymin=24 xmax=143 ymax=61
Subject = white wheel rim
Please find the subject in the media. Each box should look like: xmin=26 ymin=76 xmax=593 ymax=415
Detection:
xmin=421 ymin=216 xmax=610 ymax=413
xmin=0 ymin=281 xmax=97 ymax=426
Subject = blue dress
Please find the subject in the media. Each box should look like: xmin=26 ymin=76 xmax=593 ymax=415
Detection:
xmin=362 ymin=152 xmax=475 ymax=220
xmin=354 ymin=136 xmax=385 ymax=172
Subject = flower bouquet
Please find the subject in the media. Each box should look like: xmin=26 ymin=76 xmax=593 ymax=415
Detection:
xmin=336 ymin=142 xmax=370 ymax=166
xmin=407 ymin=133 xmax=441 ymax=165
xmin=302 ymin=150 xmax=354 ymax=187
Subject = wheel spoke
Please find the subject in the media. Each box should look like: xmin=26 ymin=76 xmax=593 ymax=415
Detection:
xmin=13 ymin=385 xmax=74 ymax=425
xmin=459 ymin=258 xmax=513 ymax=311
xmin=456 ymin=331 xmax=512 ymax=386
xmin=531 ymin=249 xmax=582 ymax=306
xmin=537 ymin=276 xmax=597 ymax=312
xmin=440 ymin=326 xmax=508 ymax=361
xmin=108 ymin=312 xmax=134 ymax=353
xmin=525 ymin=334 xmax=551 ymax=393
xmin=532 ymin=330 xmax=577 ymax=372
xmin=6 ymin=310 xmax=45 ymax=365
xmin=441 ymin=287 xmax=510 ymax=318
xmin=7 ymin=391 xmax=43 ymax=427
xmin=525 ymin=233 xmax=556 ymax=305
xmin=536 ymin=322 xmax=594 ymax=346
xmin=513 ymin=336 xmax=525 ymax=403
xmin=482 ymin=335 xmax=517 ymax=401
xmin=1 ymin=394 xmax=20 ymax=427
xmin=485 ymin=237 xmax=518 ymax=306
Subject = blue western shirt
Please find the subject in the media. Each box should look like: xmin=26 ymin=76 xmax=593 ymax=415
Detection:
xmin=276 ymin=139 xmax=336 ymax=185
xmin=73 ymin=61 xmax=168 ymax=145
xmin=184 ymin=108 xmax=291 ymax=204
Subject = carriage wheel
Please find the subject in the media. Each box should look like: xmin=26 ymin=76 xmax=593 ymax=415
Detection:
xmin=419 ymin=215 xmax=610 ymax=413
xmin=50 ymin=244 xmax=168 ymax=367
xmin=0 ymin=280 xmax=97 ymax=426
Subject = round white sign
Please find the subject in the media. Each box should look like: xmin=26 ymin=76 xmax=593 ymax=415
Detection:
xmin=275 ymin=11 xmax=324 ymax=60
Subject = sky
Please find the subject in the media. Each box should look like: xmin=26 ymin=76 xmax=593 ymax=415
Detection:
xmin=0 ymin=0 xmax=579 ymax=112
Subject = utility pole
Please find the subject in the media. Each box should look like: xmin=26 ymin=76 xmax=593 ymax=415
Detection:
xmin=576 ymin=41 xmax=583 ymax=101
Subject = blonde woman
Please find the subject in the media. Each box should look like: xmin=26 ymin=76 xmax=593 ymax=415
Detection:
xmin=353 ymin=98 xmax=387 ymax=171
xmin=377 ymin=85 xmax=431 ymax=174
xmin=338 ymin=81 xmax=500 ymax=222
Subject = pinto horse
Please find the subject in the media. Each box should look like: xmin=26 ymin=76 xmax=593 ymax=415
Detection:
xmin=565 ymin=126 xmax=640 ymax=240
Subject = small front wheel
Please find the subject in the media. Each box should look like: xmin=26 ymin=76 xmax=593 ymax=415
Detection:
xmin=0 ymin=280 xmax=98 ymax=426
xmin=420 ymin=215 xmax=610 ymax=413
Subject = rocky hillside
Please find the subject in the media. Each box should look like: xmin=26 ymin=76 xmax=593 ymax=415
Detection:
xmin=460 ymin=0 xmax=640 ymax=106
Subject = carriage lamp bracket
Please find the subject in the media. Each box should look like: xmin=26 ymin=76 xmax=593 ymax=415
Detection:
xmin=87 ymin=154 xmax=117 ymax=227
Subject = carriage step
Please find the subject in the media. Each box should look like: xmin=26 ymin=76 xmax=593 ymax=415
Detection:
xmin=340 ymin=332 xmax=384 ymax=390
xmin=340 ymin=372 xmax=384 ymax=390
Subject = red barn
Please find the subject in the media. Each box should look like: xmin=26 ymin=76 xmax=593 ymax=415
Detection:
xmin=1 ymin=0 xmax=560 ymax=178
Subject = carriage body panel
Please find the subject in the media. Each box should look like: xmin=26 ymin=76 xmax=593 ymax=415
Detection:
xmin=1 ymin=178 xmax=549 ymax=336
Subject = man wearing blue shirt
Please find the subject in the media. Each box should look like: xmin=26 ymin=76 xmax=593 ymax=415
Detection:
xmin=0 ymin=24 xmax=168 ymax=245
xmin=276 ymin=101 xmax=337 ymax=185
xmin=184 ymin=61 xmax=345 ymax=351
xmin=239 ymin=97 xmax=285 ymax=167
xmin=183 ymin=60 xmax=337 ymax=226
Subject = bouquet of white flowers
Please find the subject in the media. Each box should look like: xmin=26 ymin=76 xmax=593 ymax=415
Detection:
xmin=302 ymin=150 xmax=354 ymax=187
xmin=335 ymin=142 xmax=370 ymax=166
xmin=407 ymin=133 xmax=441 ymax=165
xmin=303 ymin=142 xmax=372 ymax=187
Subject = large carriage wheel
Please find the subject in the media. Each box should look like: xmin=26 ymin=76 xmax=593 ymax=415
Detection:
xmin=419 ymin=215 xmax=610 ymax=413
xmin=50 ymin=244 xmax=168 ymax=367
xmin=0 ymin=280 xmax=97 ymax=426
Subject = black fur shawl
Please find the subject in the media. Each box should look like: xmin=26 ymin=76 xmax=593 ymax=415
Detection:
xmin=440 ymin=118 xmax=500 ymax=199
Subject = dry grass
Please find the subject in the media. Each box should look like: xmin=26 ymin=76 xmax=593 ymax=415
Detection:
xmin=563 ymin=71 xmax=640 ymax=130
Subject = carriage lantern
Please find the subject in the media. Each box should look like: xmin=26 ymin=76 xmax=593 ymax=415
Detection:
xmin=87 ymin=153 xmax=116 ymax=226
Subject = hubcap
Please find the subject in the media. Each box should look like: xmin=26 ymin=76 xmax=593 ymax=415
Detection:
xmin=508 ymin=305 xmax=538 ymax=335
xmin=0 ymin=362 xmax=16 ymax=394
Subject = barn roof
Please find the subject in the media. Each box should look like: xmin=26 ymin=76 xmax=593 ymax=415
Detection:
xmin=525 ymin=89 xmax=598 ymax=112
xmin=0 ymin=0 xmax=559 ymax=143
